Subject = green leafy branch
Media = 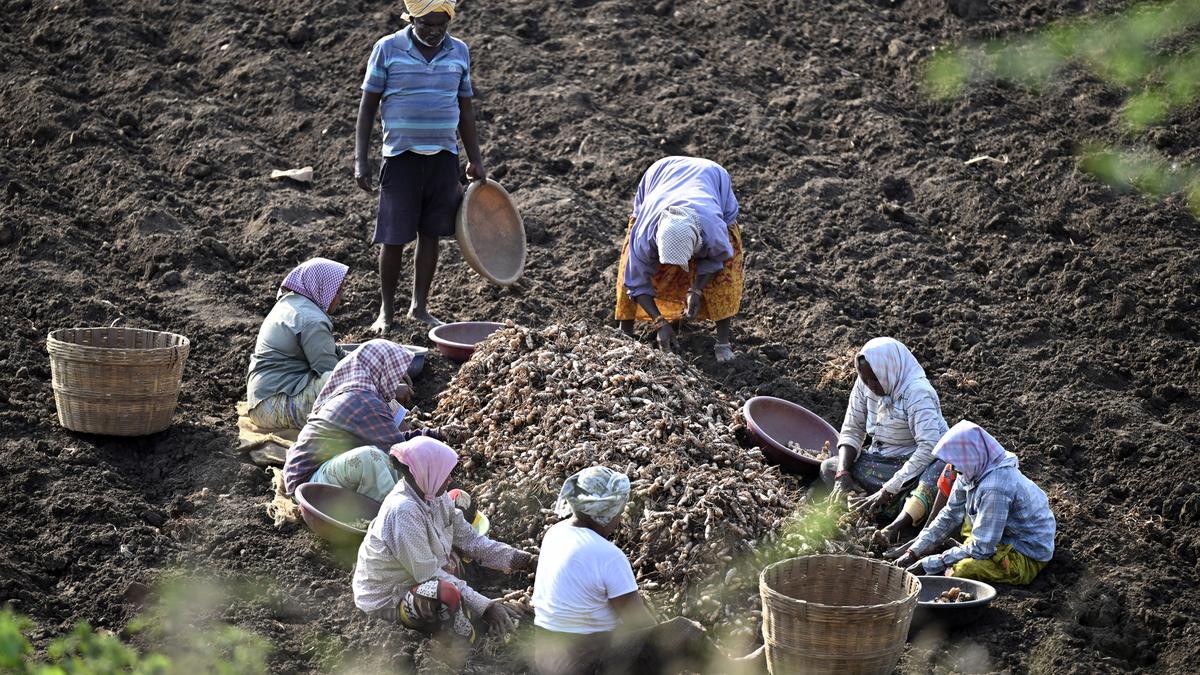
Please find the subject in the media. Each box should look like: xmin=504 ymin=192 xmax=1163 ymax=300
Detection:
xmin=925 ymin=0 xmax=1200 ymax=214
xmin=0 ymin=602 xmax=270 ymax=675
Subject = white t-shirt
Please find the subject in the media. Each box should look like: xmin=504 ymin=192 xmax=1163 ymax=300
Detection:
xmin=532 ymin=520 xmax=639 ymax=634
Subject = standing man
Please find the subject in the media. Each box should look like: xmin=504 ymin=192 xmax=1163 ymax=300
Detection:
xmin=615 ymin=157 xmax=743 ymax=363
xmin=355 ymin=0 xmax=486 ymax=332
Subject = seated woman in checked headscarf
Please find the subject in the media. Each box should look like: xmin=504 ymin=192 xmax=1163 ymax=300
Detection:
xmin=282 ymin=340 xmax=443 ymax=501
xmin=822 ymin=337 xmax=951 ymax=547
xmin=615 ymin=156 xmax=744 ymax=363
xmin=246 ymin=257 xmax=350 ymax=430
xmin=894 ymin=421 xmax=1056 ymax=585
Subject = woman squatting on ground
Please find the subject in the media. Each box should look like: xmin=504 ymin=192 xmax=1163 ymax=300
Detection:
xmin=894 ymin=421 xmax=1057 ymax=585
xmin=823 ymin=337 xmax=950 ymax=545
xmin=245 ymin=258 xmax=349 ymax=430
xmin=283 ymin=340 xmax=443 ymax=501
xmin=353 ymin=437 xmax=535 ymax=642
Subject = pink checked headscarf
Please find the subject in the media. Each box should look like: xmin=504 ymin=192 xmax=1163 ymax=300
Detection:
xmin=312 ymin=340 xmax=413 ymax=412
xmin=280 ymin=257 xmax=349 ymax=312
xmin=391 ymin=436 xmax=458 ymax=501
xmin=933 ymin=420 xmax=1019 ymax=487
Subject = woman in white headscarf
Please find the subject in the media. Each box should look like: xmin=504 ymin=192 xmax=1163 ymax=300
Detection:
xmin=532 ymin=467 xmax=750 ymax=675
xmin=894 ymin=421 xmax=1056 ymax=584
xmin=822 ymin=337 xmax=951 ymax=545
xmin=614 ymin=157 xmax=743 ymax=363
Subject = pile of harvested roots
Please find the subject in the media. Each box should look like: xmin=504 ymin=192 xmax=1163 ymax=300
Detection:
xmin=430 ymin=323 xmax=868 ymax=641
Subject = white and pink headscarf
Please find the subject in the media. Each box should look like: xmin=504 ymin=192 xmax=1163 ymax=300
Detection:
xmin=391 ymin=436 xmax=459 ymax=501
xmin=858 ymin=337 xmax=928 ymax=422
xmin=279 ymin=257 xmax=349 ymax=312
xmin=655 ymin=206 xmax=703 ymax=273
xmin=312 ymin=340 xmax=413 ymax=411
xmin=933 ymin=420 xmax=1019 ymax=488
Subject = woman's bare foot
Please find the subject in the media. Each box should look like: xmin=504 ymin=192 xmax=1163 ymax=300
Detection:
xmin=714 ymin=343 xmax=735 ymax=363
xmin=408 ymin=306 xmax=444 ymax=327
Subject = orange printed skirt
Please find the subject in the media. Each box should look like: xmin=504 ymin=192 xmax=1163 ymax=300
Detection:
xmin=615 ymin=217 xmax=744 ymax=323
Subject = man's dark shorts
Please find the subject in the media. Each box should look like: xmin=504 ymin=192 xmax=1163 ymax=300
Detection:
xmin=374 ymin=151 xmax=460 ymax=246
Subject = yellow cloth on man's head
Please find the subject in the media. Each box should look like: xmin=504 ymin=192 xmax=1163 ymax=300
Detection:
xmin=403 ymin=0 xmax=456 ymax=21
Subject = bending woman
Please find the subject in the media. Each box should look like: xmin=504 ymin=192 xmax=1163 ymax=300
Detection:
xmin=615 ymin=156 xmax=743 ymax=363
xmin=895 ymin=421 xmax=1056 ymax=585
xmin=283 ymin=340 xmax=439 ymax=501
xmin=822 ymin=337 xmax=950 ymax=544
xmin=353 ymin=437 xmax=535 ymax=642
xmin=246 ymin=257 xmax=350 ymax=429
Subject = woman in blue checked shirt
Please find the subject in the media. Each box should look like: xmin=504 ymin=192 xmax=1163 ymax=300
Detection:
xmin=822 ymin=337 xmax=951 ymax=547
xmin=895 ymin=421 xmax=1056 ymax=585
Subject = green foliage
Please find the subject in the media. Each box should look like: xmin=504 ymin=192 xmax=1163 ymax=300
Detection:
xmin=44 ymin=621 xmax=172 ymax=675
xmin=923 ymin=0 xmax=1200 ymax=215
xmin=127 ymin=578 xmax=273 ymax=675
xmin=0 ymin=601 xmax=270 ymax=675
xmin=655 ymin=499 xmax=863 ymax=646
xmin=0 ymin=609 xmax=35 ymax=671
xmin=1080 ymin=144 xmax=1200 ymax=198
xmin=1 ymin=607 xmax=168 ymax=675
xmin=926 ymin=0 xmax=1200 ymax=123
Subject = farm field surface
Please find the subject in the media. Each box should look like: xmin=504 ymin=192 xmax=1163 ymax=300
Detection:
xmin=1 ymin=0 xmax=1198 ymax=672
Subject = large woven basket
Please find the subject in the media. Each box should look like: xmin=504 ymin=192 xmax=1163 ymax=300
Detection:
xmin=760 ymin=555 xmax=920 ymax=675
xmin=47 ymin=327 xmax=191 ymax=436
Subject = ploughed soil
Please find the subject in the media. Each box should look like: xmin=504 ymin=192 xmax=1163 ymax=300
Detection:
xmin=2 ymin=0 xmax=1199 ymax=672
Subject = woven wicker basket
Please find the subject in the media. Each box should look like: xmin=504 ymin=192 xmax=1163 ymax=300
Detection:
xmin=760 ymin=555 xmax=920 ymax=675
xmin=47 ymin=327 xmax=191 ymax=436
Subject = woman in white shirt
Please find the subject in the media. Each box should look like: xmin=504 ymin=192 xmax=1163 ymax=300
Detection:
xmin=821 ymin=337 xmax=950 ymax=547
xmin=532 ymin=467 xmax=747 ymax=675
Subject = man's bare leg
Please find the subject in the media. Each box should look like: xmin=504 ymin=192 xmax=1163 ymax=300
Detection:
xmin=408 ymin=233 xmax=443 ymax=327
xmin=372 ymin=244 xmax=405 ymax=334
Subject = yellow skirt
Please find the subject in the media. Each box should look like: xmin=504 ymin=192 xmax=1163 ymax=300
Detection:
xmin=614 ymin=217 xmax=744 ymax=322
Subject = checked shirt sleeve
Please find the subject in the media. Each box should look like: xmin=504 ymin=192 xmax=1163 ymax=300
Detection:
xmin=935 ymin=488 xmax=1014 ymax=567
xmin=911 ymin=483 xmax=968 ymax=557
